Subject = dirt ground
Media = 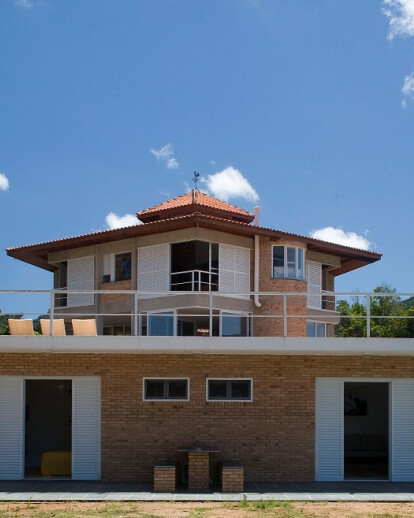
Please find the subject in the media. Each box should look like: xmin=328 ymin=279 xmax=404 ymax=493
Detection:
xmin=1 ymin=501 xmax=414 ymax=518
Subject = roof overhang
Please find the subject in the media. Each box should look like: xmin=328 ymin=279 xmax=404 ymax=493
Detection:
xmin=6 ymin=213 xmax=381 ymax=273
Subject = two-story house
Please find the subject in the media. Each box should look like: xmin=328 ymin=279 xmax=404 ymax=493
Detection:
xmin=3 ymin=189 xmax=413 ymax=486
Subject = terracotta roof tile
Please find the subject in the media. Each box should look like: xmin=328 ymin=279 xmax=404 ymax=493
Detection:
xmin=137 ymin=190 xmax=254 ymax=222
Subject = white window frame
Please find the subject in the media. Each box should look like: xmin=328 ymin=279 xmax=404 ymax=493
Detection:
xmin=219 ymin=310 xmax=250 ymax=337
xmin=142 ymin=377 xmax=190 ymax=402
xmin=307 ymin=321 xmax=327 ymax=338
xmin=271 ymin=245 xmax=305 ymax=281
xmin=206 ymin=378 xmax=253 ymax=403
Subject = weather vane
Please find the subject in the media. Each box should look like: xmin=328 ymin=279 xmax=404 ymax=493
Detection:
xmin=193 ymin=171 xmax=200 ymax=190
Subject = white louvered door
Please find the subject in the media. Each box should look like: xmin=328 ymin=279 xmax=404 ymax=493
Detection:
xmin=67 ymin=256 xmax=95 ymax=307
xmin=315 ymin=378 xmax=343 ymax=481
xmin=137 ymin=244 xmax=169 ymax=298
xmin=0 ymin=377 xmax=24 ymax=479
xmin=391 ymin=379 xmax=414 ymax=481
xmin=219 ymin=244 xmax=250 ymax=299
xmin=307 ymin=261 xmax=322 ymax=309
xmin=72 ymin=377 xmax=101 ymax=480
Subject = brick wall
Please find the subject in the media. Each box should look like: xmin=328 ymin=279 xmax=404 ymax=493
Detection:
xmin=0 ymin=352 xmax=411 ymax=482
xmin=253 ymin=237 xmax=307 ymax=337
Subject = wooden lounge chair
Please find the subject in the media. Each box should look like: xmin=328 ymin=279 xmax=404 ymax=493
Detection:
xmin=72 ymin=318 xmax=97 ymax=336
xmin=8 ymin=319 xmax=34 ymax=336
xmin=40 ymin=318 xmax=66 ymax=336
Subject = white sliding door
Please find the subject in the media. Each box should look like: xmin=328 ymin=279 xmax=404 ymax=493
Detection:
xmin=315 ymin=378 xmax=343 ymax=481
xmin=391 ymin=379 xmax=414 ymax=481
xmin=0 ymin=377 xmax=24 ymax=480
xmin=72 ymin=376 xmax=101 ymax=480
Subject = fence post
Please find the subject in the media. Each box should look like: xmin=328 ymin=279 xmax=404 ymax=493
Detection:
xmin=366 ymin=294 xmax=371 ymax=338
xmin=50 ymin=291 xmax=55 ymax=336
xmin=283 ymin=293 xmax=287 ymax=338
xmin=134 ymin=292 xmax=138 ymax=336
xmin=209 ymin=292 xmax=213 ymax=337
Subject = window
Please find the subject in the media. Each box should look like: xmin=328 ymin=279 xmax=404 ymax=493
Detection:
xmin=307 ymin=321 xmax=326 ymax=337
xmin=272 ymin=246 xmax=304 ymax=280
xmin=103 ymin=251 xmax=132 ymax=282
xmin=170 ymin=241 xmax=218 ymax=291
xmin=148 ymin=311 xmax=175 ymax=336
xmin=221 ymin=312 xmax=249 ymax=337
xmin=115 ymin=252 xmax=131 ymax=281
xmin=143 ymin=378 xmax=189 ymax=401
xmin=207 ymin=379 xmax=252 ymax=402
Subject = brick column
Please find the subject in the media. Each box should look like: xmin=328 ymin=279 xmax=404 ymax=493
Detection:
xmin=188 ymin=451 xmax=209 ymax=490
xmin=154 ymin=464 xmax=176 ymax=492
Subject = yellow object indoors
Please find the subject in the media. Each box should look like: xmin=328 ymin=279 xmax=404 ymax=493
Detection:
xmin=40 ymin=451 xmax=71 ymax=477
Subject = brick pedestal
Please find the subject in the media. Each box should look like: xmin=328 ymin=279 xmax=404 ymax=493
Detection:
xmin=188 ymin=451 xmax=209 ymax=490
xmin=221 ymin=462 xmax=244 ymax=492
xmin=154 ymin=462 xmax=176 ymax=492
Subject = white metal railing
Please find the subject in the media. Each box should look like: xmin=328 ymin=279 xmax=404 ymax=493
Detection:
xmin=170 ymin=269 xmax=218 ymax=292
xmin=0 ymin=289 xmax=413 ymax=338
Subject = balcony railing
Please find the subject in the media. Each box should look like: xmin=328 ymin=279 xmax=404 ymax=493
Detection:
xmin=170 ymin=270 xmax=218 ymax=292
xmin=0 ymin=289 xmax=413 ymax=338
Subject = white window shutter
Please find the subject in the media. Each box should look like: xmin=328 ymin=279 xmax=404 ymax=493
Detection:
xmin=234 ymin=247 xmax=250 ymax=299
xmin=0 ymin=376 xmax=24 ymax=480
xmin=72 ymin=377 xmax=101 ymax=480
xmin=315 ymin=378 xmax=343 ymax=481
xmin=307 ymin=261 xmax=322 ymax=309
xmin=67 ymin=257 xmax=95 ymax=307
xmin=392 ymin=380 xmax=414 ymax=481
xmin=219 ymin=244 xmax=250 ymax=298
xmin=219 ymin=245 xmax=235 ymax=293
xmin=137 ymin=244 xmax=169 ymax=297
xmin=152 ymin=245 xmax=170 ymax=293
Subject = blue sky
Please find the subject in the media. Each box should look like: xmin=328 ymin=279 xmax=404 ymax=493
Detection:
xmin=1 ymin=0 xmax=414 ymax=314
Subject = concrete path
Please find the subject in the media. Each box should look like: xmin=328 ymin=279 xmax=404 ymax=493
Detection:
xmin=1 ymin=481 xmax=414 ymax=501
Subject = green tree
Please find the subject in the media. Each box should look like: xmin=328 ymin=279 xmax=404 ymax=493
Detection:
xmin=0 ymin=310 xmax=23 ymax=335
xmin=335 ymin=284 xmax=414 ymax=338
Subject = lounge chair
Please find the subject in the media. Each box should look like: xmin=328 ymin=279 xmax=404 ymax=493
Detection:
xmin=72 ymin=318 xmax=97 ymax=336
xmin=40 ymin=318 xmax=66 ymax=336
xmin=8 ymin=319 xmax=34 ymax=336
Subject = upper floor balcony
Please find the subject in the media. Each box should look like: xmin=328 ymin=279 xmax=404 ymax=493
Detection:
xmin=1 ymin=288 xmax=413 ymax=355
xmin=1 ymin=288 xmax=413 ymax=336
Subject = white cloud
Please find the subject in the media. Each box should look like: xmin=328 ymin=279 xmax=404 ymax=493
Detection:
xmin=309 ymin=227 xmax=372 ymax=250
xmin=383 ymin=0 xmax=414 ymax=40
xmin=0 ymin=173 xmax=10 ymax=191
xmin=105 ymin=212 xmax=140 ymax=230
xmin=202 ymin=166 xmax=259 ymax=203
xmin=14 ymin=0 xmax=34 ymax=8
xmin=150 ymin=143 xmax=179 ymax=170
xmin=402 ymin=73 xmax=414 ymax=95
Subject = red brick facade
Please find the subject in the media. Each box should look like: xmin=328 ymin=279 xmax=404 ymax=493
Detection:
xmin=1 ymin=352 xmax=413 ymax=482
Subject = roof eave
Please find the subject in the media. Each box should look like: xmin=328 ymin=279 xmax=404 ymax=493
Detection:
xmin=6 ymin=213 xmax=381 ymax=273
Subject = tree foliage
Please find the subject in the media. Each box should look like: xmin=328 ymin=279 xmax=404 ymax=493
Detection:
xmin=336 ymin=284 xmax=414 ymax=338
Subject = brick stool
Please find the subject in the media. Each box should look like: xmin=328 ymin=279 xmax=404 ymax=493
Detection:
xmin=221 ymin=461 xmax=244 ymax=492
xmin=154 ymin=461 xmax=176 ymax=492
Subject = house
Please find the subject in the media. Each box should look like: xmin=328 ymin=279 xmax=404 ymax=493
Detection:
xmin=2 ymin=188 xmax=413 ymax=485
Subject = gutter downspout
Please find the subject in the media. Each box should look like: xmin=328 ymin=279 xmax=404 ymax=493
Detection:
xmin=254 ymin=206 xmax=261 ymax=308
